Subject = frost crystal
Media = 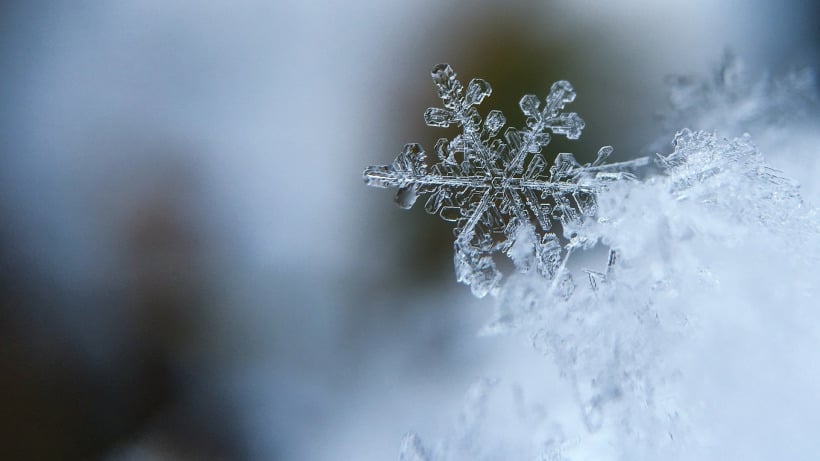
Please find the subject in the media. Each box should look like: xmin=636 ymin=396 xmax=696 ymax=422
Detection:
xmin=364 ymin=64 xmax=648 ymax=297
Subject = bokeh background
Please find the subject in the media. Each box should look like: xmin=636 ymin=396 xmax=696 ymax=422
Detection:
xmin=1 ymin=1 xmax=818 ymax=459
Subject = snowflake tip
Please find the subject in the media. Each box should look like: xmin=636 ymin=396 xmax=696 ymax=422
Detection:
xmin=545 ymin=80 xmax=577 ymax=115
xmin=362 ymin=164 xmax=394 ymax=188
xmin=431 ymin=63 xmax=462 ymax=103
xmin=465 ymin=78 xmax=492 ymax=106
xmin=594 ymin=146 xmax=614 ymax=166
xmin=424 ymin=107 xmax=456 ymax=127
xmin=519 ymin=94 xmax=541 ymax=117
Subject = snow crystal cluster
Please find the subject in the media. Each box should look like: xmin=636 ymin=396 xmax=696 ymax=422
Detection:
xmin=364 ymin=61 xmax=819 ymax=460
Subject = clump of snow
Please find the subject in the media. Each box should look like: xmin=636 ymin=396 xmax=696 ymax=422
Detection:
xmin=365 ymin=59 xmax=819 ymax=460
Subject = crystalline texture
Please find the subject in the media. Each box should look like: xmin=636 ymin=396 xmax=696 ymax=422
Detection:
xmin=363 ymin=64 xmax=647 ymax=297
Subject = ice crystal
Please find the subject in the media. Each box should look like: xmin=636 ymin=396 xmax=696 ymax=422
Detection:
xmin=364 ymin=64 xmax=648 ymax=297
xmin=656 ymin=52 xmax=820 ymax=203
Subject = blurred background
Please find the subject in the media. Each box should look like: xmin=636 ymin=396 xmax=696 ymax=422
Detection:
xmin=1 ymin=1 xmax=818 ymax=459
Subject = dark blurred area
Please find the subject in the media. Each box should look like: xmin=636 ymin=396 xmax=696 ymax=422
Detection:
xmin=1 ymin=1 xmax=818 ymax=460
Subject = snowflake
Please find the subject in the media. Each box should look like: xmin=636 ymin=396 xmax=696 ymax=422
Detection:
xmin=364 ymin=63 xmax=648 ymax=297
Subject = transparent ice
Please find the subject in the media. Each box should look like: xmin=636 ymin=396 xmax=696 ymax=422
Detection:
xmin=364 ymin=64 xmax=648 ymax=297
xmin=656 ymin=52 xmax=820 ymax=203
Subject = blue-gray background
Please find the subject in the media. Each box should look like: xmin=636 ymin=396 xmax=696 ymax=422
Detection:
xmin=1 ymin=1 xmax=817 ymax=459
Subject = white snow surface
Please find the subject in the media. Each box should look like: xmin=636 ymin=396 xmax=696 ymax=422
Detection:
xmin=401 ymin=129 xmax=820 ymax=460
